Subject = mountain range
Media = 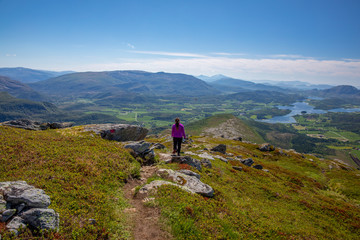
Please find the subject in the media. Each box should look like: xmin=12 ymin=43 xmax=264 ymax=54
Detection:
xmin=0 ymin=67 xmax=74 ymax=83
xmin=30 ymin=70 xmax=219 ymax=98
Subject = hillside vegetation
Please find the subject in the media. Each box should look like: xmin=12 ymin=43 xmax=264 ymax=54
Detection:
xmin=0 ymin=126 xmax=140 ymax=239
xmin=1 ymin=124 xmax=360 ymax=239
xmin=186 ymin=114 xmax=264 ymax=143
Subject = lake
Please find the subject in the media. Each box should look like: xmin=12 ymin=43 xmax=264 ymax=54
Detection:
xmin=258 ymin=101 xmax=360 ymax=124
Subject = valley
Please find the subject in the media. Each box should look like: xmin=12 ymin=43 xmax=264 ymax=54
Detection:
xmin=1 ymin=68 xmax=360 ymax=239
xmin=1 ymin=68 xmax=360 ymax=167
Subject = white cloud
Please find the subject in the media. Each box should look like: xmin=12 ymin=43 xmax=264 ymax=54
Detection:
xmin=130 ymin=50 xmax=206 ymax=58
xmin=211 ymin=52 xmax=246 ymax=57
xmin=79 ymin=55 xmax=360 ymax=86
xmin=5 ymin=54 xmax=16 ymax=57
xmin=127 ymin=43 xmax=135 ymax=49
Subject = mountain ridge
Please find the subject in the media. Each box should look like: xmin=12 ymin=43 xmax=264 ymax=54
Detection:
xmin=0 ymin=67 xmax=74 ymax=83
xmin=30 ymin=70 xmax=219 ymax=98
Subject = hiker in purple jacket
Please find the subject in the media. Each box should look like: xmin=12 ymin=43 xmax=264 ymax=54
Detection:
xmin=171 ymin=117 xmax=186 ymax=156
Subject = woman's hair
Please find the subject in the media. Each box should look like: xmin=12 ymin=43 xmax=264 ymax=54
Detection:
xmin=175 ymin=117 xmax=180 ymax=129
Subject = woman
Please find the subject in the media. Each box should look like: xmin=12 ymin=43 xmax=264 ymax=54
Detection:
xmin=171 ymin=117 xmax=186 ymax=156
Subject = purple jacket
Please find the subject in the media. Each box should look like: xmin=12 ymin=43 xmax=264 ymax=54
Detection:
xmin=171 ymin=123 xmax=186 ymax=138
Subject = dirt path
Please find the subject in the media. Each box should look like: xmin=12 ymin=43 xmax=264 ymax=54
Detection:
xmin=123 ymin=166 xmax=172 ymax=240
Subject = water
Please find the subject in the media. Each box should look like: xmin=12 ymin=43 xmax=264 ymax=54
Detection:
xmin=258 ymin=102 xmax=360 ymax=124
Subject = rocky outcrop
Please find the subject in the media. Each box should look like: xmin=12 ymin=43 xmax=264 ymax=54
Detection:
xmin=170 ymin=156 xmax=202 ymax=171
xmin=84 ymin=124 xmax=148 ymax=142
xmin=211 ymin=144 xmax=227 ymax=154
xmin=124 ymin=141 xmax=155 ymax=165
xmin=1 ymin=119 xmax=73 ymax=131
xmin=259 ymin=143 xmax=275 ymax=152
xmin=0 ymin=181 xmax=59 ymax=235
xmin=140 ymin=169 xmax=214 ymax=197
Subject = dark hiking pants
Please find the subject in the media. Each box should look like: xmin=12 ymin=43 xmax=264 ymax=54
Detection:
xmin=173 ymin=137 xmax=182 ymax=156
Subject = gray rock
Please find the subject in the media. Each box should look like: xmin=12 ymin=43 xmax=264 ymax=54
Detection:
xmin=151 ymin=143 xmax=166 ymax=150
xmin=200 ymin=159 xmax=212 ymax=168
xmin=6 ymin=216 xmax=26 ymax=235
xmin=211 ymin=144 xmax=227 ymax=154
xmin=124 ymin=141 xmax=155 ymax=165
xmin=217 ymin=156 xmax=228 ymax=163
xmin=16 ymin=203 xmax=26 ymax=214
xmin=20 ymin=208 xmax=59 ymax=230
xmin=232 ymin=166 xmax=243 ymax=171
xmin=253 ymin=164 xmax=263 ymax=170
xmin=139 ymin=180 xmax=188 ymax=195
xmin=1 ymin=120 xmax=73 ymax=131
xmin=240 ymin=158 xmax=254 ymax=167
xmin=84 ymin=124 xmax=148 ymax=141
xmin=156 ymin=169 xmax=214 ymax=197
xmin=198 ymin=152 xmax=214 ymax=160
xmin=259 ymin=143 xmax=275 ymax=152
xmin=1 ymin=181 xmax=51 ymax=208
xmin=233 ymin=137 xmax=242 ymax=141
xmin=1 ymin=209 xmax=16 ymax=222
xmin=88 ymin=219 xmax=96 ymax=225
xmin=178 ymin=170 xmax=201 ymax=179
xmin=49 ymin=122 xmax=74 ymax=129
xmin=170 ymin=156 xmax=202 ymax=171
xmin=2 ymin=119 xmax=42 ymax=131
xmin=262 ymin=169 xmax=270 ymax=172
xmin=125 ymin=141 xmax=151 ymax=154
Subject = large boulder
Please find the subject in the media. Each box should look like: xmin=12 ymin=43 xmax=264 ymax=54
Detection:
xmin=240 ymin=158 xmax=254 ymax=167
xmin=84 ymin=124 xmax=148 ymax=141
xmin=170 ymin=156 xmax=202 ymax=171
xmin=20 ymin=208 xmax=59 ymax=230
xmin=156 ymin=169 xmax=214 ymax=197
xmin=211 ymin=144 xmax=227 ymax=154
xmin=1 ymin=181 xmax=51 ymax=208
xmin=0 ymin=181 xmax=59 ymax=235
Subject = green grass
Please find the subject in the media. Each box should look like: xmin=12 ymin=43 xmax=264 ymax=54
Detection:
xmin=2 ymin=123 xmax=360 ymax=239
xmin=146 ymin=137 xmax=360 ymax=240
xmin=0 ymin=126 xmax=140 ymax=239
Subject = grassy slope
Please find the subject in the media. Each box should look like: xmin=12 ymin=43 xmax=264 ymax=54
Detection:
xmin=185 ymin=114 xmax=264 ymax=143
xmin=147 ymin=137 xmax=360 ymax=239
xmin=1 ymin=125 xmax=360 ymax=239
xmin=0 ymin=126 xmax=140 ymax=239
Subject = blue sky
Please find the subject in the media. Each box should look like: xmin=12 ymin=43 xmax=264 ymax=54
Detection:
xmin=1 ymin=0 xmax=360 ymax=85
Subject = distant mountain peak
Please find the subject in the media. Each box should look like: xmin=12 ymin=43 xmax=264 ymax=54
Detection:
xmin=196 ymin=74 xmax=230 ymax=82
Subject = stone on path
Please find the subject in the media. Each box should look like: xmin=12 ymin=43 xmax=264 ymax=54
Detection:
xmin=170 ymin=156 xmax=202 ymax=171
xmin=156 ymin=169 xmax=214 ymax=197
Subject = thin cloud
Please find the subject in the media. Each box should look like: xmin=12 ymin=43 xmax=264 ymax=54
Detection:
xmin=5 ymin=54 xmax=16 ymax=57
xmin=211 ymin=52 xmax=246 ymax=57
xmin=127 ymin=43 xmax=135 ymax=49
xmin=130 ymin=50 xmax=206 ymax=58
xmin=81 ymin=56 xmax=360 ymax=86
xmin=267 ymin=54 xmax=313 ymax=59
